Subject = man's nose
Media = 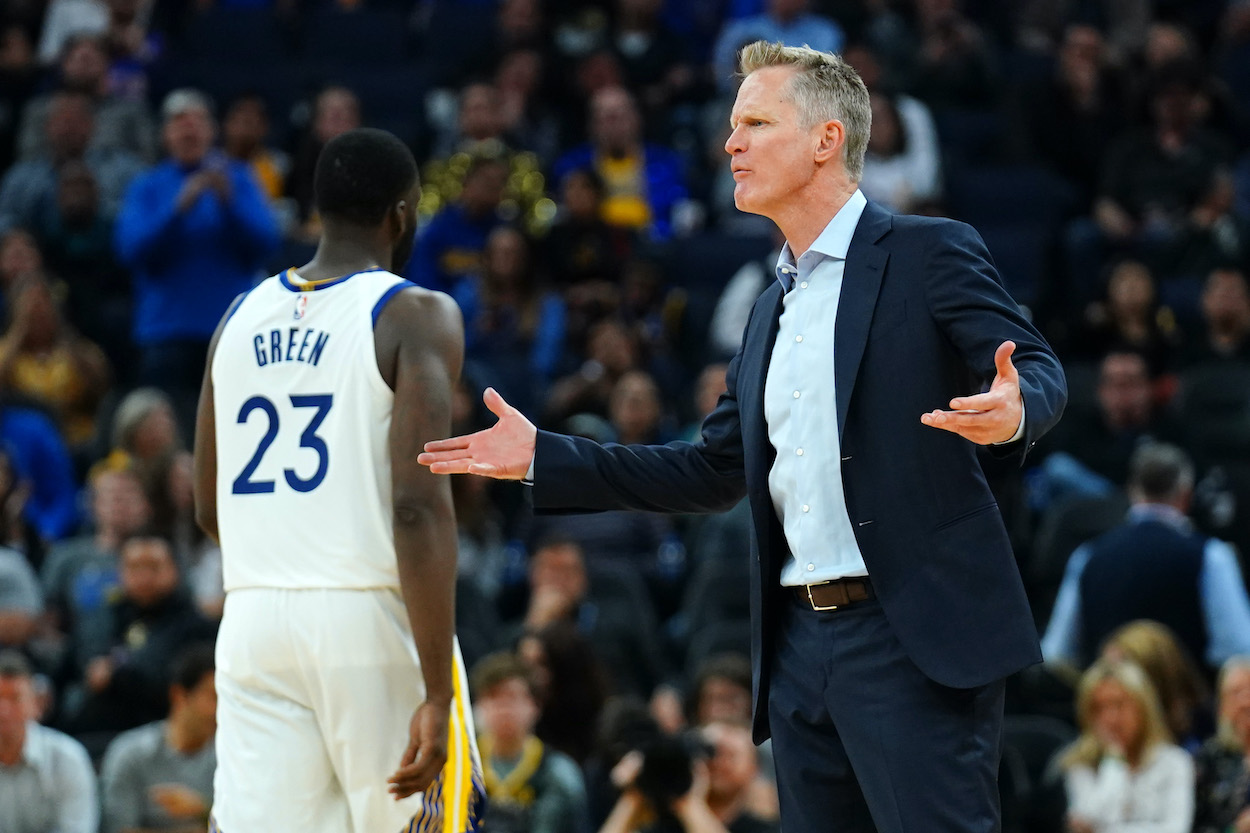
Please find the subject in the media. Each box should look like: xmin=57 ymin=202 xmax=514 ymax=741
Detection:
xmin=725 ymin=126 xmax=745 ymax=155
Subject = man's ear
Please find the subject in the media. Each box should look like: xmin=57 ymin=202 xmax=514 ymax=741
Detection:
xmin=392 ymin=199 xmax=409 ymax=236
xmin=814 ymin=119 xmax=845 ymax=164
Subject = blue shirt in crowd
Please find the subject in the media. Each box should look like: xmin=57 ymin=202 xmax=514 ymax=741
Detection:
xmin=404 ymin=204 xmax=504 ymax=296
xmin=114 ymin=155 xmax=280 ymax=346
xmin=0 ymin=407 xmax=78 ymax=541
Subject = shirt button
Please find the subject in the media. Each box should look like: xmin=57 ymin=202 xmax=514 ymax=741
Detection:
xmin=795 ymin=335 xmax=803 ymax=343
xmin=802 ymin=504 xmax=810 ymax=513
xmin=806 ymin=563 xmax=815 ymax=572
xmin=796 ymin=448 xmax=804 ymax=456
xmin=793 ymin=390 xmax=801 ymax=399
xmin=800 ymin=281 xmax=809 ymax=289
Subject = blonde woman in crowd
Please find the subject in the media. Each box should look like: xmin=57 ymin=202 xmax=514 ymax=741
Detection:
xmin=1101 ymin=620 xmax=1210 ymax=750
xmin=1061 ymin=659 xmax=1194 ymax=833
xmin=1194 ymin=657 xmax=1250 ymax=833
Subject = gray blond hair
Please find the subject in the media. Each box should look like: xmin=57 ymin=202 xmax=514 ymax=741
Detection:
xmin=738 ymin=41 xmax=871 ymax=181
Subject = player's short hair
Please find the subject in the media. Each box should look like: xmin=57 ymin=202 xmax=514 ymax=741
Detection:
xmin=470 ymin=652 xmax=538 ymax=701
xmin=170 ymin=643 xmax=215 ymax=691
xmin=314 ymin=127 xmax=418 ymax=227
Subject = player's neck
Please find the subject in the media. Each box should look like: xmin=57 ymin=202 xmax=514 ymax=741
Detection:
xmin=297 ymin=238 xmax=391 ymax=283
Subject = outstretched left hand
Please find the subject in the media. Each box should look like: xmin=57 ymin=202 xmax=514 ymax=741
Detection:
xmin=920 ymin=340 xmax=1024 ymax=445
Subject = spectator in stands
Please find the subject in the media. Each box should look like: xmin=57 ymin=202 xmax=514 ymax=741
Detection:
xmin=0 ymin=89 xmax=143 ymax=232
xmin=701 ymin=720 xmax=780 ymax=833
xmin=0 ymin=272 xmax=112 ymax=454
xmin=1076 ymin=260 xmax=1180 ymax=375
xmin=0 ymin=650 xmax=96 ymax=833
xmin=1102 ymin=620 xmax=1210 ymax=752
xmin=221 ymin=93 xmax=289 ymax=205
xmin=156 ymin=450 xmax=223 ymax=620
xmin=430 ymin=82 xmax=514 ymax=162
xmin=688 ymin=654 xmax=753 ymax=727
xmin=1182 ymin=266 xmax=1250 ymax=365
xmin=553 ymin=86 xmax=689 ymax=242
xmin=101 ymin=0 xmax=161 ymax=103
xmin=545 ymin=167 xmax=635 ymax=291
xmin=0 ymin=446 xmax=41 ymax=559
xmin=30 ymin=158 xmax=129 ymax=368
xmin=1023 ymin=23 xmax=1130 ymax=199
xmin=115 ymin=88 xmax=280 ymax=434
xmin=456 ymin=224 xmax=566 ymax=415
xmin=1032 ymin=348 xmax=1169 ymax=505
xmin=0 ymin=395 xmax=78 ymax=543
xmin=518 ymin=621 xmax=608 ymax=765
xmin=472 ymin=651 xmax=589 ymax=833
xmin=1159 ymin=172 xmax=1250 ymax=291
xmin=608 ymin=0 xmax=697 ymax=120
xmin=285 ymin=84 xmax=360 ymax=236
xmin=1042 ymin=442 xmax=1250 ymax=671
xmin=65 ymin=531 xmax=215 ymax=737
xmin=906 ymin=0 xmax=998 ymax=109
xmin=99 ymin=643 xmax=216 ymax=833
xmin=19 ymin=33 xmax=155 ymax=162
xmin=545 ymin=318 xmax=642 ymax=426
xmin=0 ymin=227 xmax=41 ymax=300
xmin=97 ymin=386 xmax=180 ymax=474
xmin=683 ymin=363 xmax=727 ymax=442
xmin=452 ymin=469 xmax=510 ymax=603
xmin=608 ymin=370 xmax=667 ymax=445
xmin=858 ymin=90 xmax=942 ymax=214
xmin=1193 ymin=656 xmax=1250 ymax=833
xmin=0 ymin=543 xmax=40 ymax=652
xmin=513 ymin=535 xmax=665 ymax=697
xmin=1060 ymin=658 xmax=1194 ymax=833
xmin=710 ymin=0 xmax=843 ymax=93
xmin=407 ymin=155 xmax=509 ymax=295
xmin=0 ymin=24 xmax=39 ymax=172
xmin=41 ymin=466 xmax=150 ymax=679
xmin=597 ymin=734 xmax=732 ymax=833
xmin=493 ymin=48 xmax=561 ymax=163
xmin=1092 ymin=62 xmax=1232 ymax=257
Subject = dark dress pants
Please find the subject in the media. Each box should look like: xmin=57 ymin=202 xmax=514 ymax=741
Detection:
xmin=768 ymin=595 xmax=1004 ymax=833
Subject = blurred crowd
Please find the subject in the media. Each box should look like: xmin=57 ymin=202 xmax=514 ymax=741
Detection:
xmin=2 ymin=0 xmax=1250 ymax=831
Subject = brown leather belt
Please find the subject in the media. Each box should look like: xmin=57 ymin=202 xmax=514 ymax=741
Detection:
xmin=790 ymin=577 xmax=875 ymax=611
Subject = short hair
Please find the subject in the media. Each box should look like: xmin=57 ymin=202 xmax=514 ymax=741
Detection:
xmin=161 ymin=88 xmax=214 ymax=123
xmin=119 ymin=529 xmax=176 ymax=561
xmin=170 ymin=643 xmax=215 ymax=691
xmin=313 ymin=128 xmax=418 ymax=227
xmin=738 ymin=41 xmax=871 ymax=181
xmin=0 ymin=650 xmax=32 ymax=679
xmin=470 ymin=651 xmax=537 ymax=700
xmin=1127 ymin=442 xmax=1194 ymax=501
xmin=1217 ymin=655 xmax=1250 ymax=749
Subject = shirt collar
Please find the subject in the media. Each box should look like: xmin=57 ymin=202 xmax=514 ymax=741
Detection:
xmin=16 ymin=721 xmax=43 ymax=768
xmin=1128 ymin=502 xmax=1193 ymax=532
xmin=774 ymin=189 xmax=868 ymax=290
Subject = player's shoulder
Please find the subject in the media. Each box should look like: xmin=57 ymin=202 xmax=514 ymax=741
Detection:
xmin=375 ymin=278 xmax=461 ymax=328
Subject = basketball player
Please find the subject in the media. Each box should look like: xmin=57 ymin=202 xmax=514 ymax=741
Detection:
xmin=193 ymin=128 xmax=482 ymax=833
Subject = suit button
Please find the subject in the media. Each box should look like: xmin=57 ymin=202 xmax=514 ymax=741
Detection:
xmin=795 ymin=448 xmax=804 ymax=456
xmin=802 ymin=504 xmax=810 ymax=513
xmin=806 ymin=564 xmax=815 ymax=571
xmin=795 ymin=335 xmax=803 ymax=343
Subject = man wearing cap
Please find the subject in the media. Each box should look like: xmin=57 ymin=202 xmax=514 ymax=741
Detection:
xmin=115 ymin=89 xmax=281 ymax=437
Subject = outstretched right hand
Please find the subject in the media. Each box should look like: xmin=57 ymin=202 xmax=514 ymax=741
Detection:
xmin=417 ymin=387 xmax=536 ymax=480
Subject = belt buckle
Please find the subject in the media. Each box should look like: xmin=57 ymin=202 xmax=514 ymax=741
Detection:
xmin=806 ymin=581 xmax=839 ymax=611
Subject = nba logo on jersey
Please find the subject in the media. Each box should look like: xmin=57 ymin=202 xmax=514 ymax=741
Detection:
xmin=294 ymin=294 xmax=308 ymax=320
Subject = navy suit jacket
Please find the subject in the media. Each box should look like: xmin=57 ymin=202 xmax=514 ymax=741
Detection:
xmin=533 ymin=202 xmax=1067 ymax=742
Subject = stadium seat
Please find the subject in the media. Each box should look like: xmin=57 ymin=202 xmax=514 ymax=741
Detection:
xmin=303 ymin=8 xmax=412 ymax=67
xmin=179 ymin=7 xmax=295 ymax=66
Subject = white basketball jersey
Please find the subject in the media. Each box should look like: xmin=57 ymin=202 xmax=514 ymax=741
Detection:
xmin=213 ymin=268 xmax=413 ymax=592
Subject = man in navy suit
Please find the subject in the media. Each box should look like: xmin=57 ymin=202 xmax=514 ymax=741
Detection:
xmin=421 ymin=41 xmax=1067 ymax=833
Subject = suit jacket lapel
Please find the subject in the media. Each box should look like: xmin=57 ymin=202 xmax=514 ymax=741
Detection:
xmin=743 ymin=281 xmax=784 ymax=464
xmin=835 ymin=203 xmax=892 ymax=439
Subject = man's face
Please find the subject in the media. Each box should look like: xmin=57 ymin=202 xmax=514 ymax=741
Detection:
xmin=120 ymin=539 xmax=179 ymax=608
xmin=702 ymin=723 xmax=758 ymax=801
xmin=1203 ymin=269 xmax=1250 ymax=328
xmin=1097 ymin=354 xmax=1152 ymax=430
xmin=590 ymin=88 xmax=641 ymax=155
xmin=459 ymin=84 xmax=501 ymax=141
xmin=478 ymin=678 xmax=539 ymax=744
xmin=224 ymin=99 xmax=267 ymax=150
xmin=175 ymin=671 xmax=217 ymax=736
xmin=725 ymin=66 xmax=823 ymax=220
xmin=46 ymin=96 xmax=94 ymax=160
xmin=314 ymin=90 xmax=361 ymax=144
xmin=460 ymin=163 xmax=508 ymax=215
xmin=93 ymin=471 xmax=151 ymax=538
xmin=530 ymin=544 xmax=587 ymax=602
xmin=163 ymin=107 xmax=214 ymax=166
xmin=0 ymin=676 xmax=35 ymax=742
xmin=61 ymin=40 xmax=107 ymax=91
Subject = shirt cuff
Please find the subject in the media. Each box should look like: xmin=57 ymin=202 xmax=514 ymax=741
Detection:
xmin=523 ymin=455 xmax=535 ymax=485
xmin=992 ymin=399 xmax=1026 ymax=446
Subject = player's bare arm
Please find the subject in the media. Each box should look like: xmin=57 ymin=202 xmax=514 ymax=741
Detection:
xmin=193 ymin=293 xmax=247 ymax=543
xmin=375 ymin=286 xmax=464 ymax=799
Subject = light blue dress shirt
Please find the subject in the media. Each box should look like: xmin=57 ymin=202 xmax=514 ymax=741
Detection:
xmin=1040 ymin=503 xmax=1250 ymax=667
xmin=768 ymin=190 xmax=870 ymax=586
xmin=0 ymin=721 xmax=98 ymax=833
